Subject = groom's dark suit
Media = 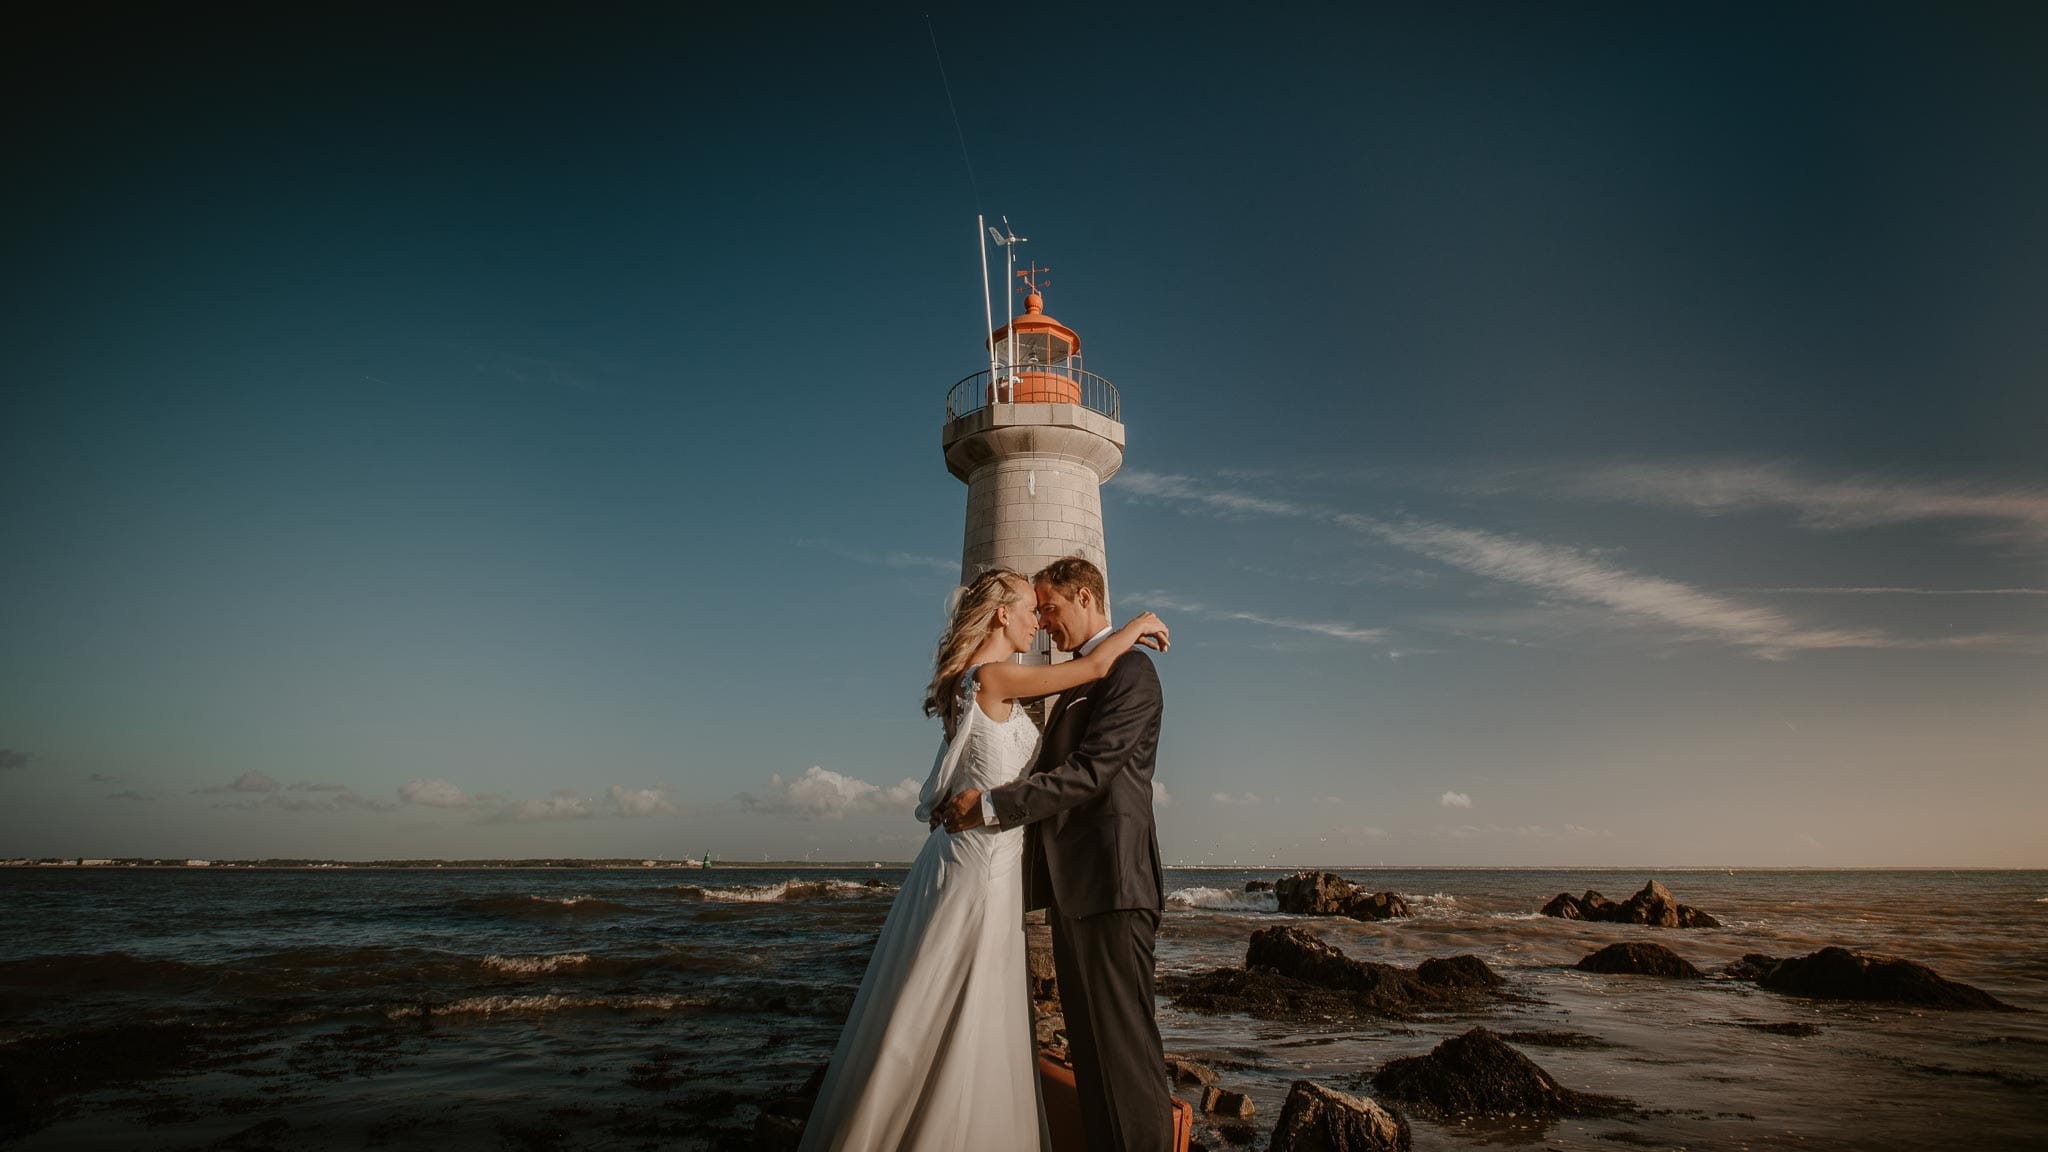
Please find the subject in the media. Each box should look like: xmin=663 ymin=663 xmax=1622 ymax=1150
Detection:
xmin=989 ymin=649 xmax=1170 ymax=1152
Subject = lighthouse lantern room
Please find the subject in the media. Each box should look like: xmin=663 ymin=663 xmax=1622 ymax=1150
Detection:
xmin=943 ymin=245 xmax=1126 ymax=662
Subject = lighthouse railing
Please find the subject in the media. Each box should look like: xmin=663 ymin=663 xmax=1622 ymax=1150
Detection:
xmin=945 ymin=366 xmax=1121 ymax=422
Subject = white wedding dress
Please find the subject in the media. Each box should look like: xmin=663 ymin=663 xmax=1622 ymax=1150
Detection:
xmin=799 ymin=666 xmax=1051 ymax=1152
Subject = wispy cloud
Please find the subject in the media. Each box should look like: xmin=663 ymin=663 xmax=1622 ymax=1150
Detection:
xmin=797 ymin=539 xmax=957 ymax=577
xmin=195 ymin=771 xmax=281 ymax=795
xmin=1120 ymin=469 xmax=2025 ymax=658
xmin=89 ymin=772 xmax=123 ymax=784
xmin=1730 ymin=586 xmax=2048 ymax=597
xmin=105 ymin=790 xmax=154 ymax=802
xmin=737 ymin=766 xmax=922 ymax=820
xmin=1566 ymin=461 xmax=2048 ymax=547
xmin=1129 ymin=590 xmax=1386 ymax=645
xmin=1211 ymin=792 xmax=1261 ymax=806
xmin=1440 ymin=791 xmax=1473 ymax=809
xmin=1340 ymin=514 xmax=1891 ymax=658
xmin=397 ymin=778 xmax=670 ymax=823
xmin=213 ymin=788 xmax=398 ymax=814
xmin=0 ymin=750 xmax=29 ymax=771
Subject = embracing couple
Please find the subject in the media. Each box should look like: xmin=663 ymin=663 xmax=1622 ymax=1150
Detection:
xmin=799 ymin=556 xmax=1176 ymax=1152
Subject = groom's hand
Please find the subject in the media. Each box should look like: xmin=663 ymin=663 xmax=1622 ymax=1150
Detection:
xmin=941 ymin=789 xmax=985 ymax=833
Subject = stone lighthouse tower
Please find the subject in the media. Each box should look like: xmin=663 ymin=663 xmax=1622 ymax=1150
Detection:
xmin=942 ymin=267 xmax=1124 ymax=660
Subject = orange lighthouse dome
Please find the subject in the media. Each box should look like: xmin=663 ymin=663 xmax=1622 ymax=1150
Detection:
xmin=987 ymin=279 xmax=1085 ymax=405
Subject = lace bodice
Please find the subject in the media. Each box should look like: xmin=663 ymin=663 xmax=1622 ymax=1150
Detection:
xmin=953 ymin=666 xmax=1041 ymax=792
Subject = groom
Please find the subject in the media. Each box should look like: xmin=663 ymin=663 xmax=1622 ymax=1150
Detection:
xmin=942 ymin=555 xmax=1172 ymax=1152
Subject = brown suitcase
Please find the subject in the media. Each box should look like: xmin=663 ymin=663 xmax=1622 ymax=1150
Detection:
xmin=1036 ymin=1051 xmax=1193 ymax=1152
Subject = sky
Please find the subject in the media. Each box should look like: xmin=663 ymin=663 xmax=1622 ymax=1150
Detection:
xmin=2 ymin=4 xmax=2043 ymax=866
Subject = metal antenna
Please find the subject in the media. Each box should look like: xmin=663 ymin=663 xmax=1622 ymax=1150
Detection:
xmin=988 ymin=218 xmax=1027 ymax=382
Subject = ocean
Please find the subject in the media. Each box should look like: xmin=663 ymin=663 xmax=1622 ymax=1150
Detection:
xmin=2 ymin=866 xmax=2043 ymax=1150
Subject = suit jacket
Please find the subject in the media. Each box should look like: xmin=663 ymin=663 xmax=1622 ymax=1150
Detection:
xmin=988 ymin=649 xmax=1165 ymax=919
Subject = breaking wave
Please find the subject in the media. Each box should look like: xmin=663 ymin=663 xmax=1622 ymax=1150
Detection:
xmin=481 ymin=952 xmax=591 ymax=975
xmin=446 ymin=895 xmax=639 ymax=919
xmin=1167 ymin=886 xmax=1279 ymax=913
xmin=386 ymin=993 xmax=705 ymax=1020
xmin=674 ymin=879 xmax=892 ymax=903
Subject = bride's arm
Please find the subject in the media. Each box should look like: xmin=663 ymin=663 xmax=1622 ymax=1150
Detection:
xmin=976 ymin=612 xmax=1168 ymax=702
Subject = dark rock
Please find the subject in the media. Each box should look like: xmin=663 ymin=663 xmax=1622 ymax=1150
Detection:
xmin=1245 ymin=880 xmax=1275 ymax=893
xmin=1168 ymin=928 xmax=1507 ymax=1021
xmin=758 ymin=1063 xmax=827 ymax=1150
xmin=1745 ymin=946 xmax=2016 ymax=1010
xmin=1166 ymin=1055 xmax=1218 ymax=1086
xmin=1026 ymin=919 xmax=1059 ymax=1007
xmin=1274 ymin=871 xmax=1411 ymax=921
xmin=1539 ymin=881 xmax=1719 ymax=928
xmin=1418 ymin=955 xmax=1505 ymax=989
xmin=1202 ymin=1085 xmax=1256 ymax=1119
xmin=1268 ymin=1080 xmax=1410 ymax=1152
xmin=1723 ymin=954 xmax=1779 ymax=981
xmin=0 ymin=1021 xmax=210 ymax=1141
xmin=1575 ymin=943 xmax=1703 ymax=979
xmin=1495 ymin=1030 xmax=1616 ymax=1050
xmin=1734 ymin=1021 xmax=1823 ymax=1036
xmin=1371 ymin=1028 xmax=1630 ymax=1119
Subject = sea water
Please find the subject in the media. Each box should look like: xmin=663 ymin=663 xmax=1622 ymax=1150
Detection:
xmin=2 ymin=867 xmax=2043 ymax=1150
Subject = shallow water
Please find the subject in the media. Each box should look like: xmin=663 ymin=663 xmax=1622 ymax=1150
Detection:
xmin=2 ymin=867 xmax=2043 ymax=1150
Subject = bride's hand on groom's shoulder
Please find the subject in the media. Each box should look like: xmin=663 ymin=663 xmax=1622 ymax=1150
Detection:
xmin=1129 ymin=611 xmax=1169 ymax=652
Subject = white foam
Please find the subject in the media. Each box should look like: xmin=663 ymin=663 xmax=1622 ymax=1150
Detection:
xmin=386 ymin=992 xmax=702 ymax=1019
xmin=1166 ymin=886 xmax=1279 ymax=913
xmin=482 ymin=952 xmax=590 ymax=975
xmin=678 ymin=879 xmax=889 ymax=903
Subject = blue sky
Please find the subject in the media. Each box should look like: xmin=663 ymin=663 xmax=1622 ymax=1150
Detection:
xmin=2 ymin=4 xmax=2043 ymax=865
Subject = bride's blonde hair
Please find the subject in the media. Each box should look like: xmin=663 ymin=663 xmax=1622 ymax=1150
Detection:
xmin=924 ymin=567 xmax=1030 ymax=736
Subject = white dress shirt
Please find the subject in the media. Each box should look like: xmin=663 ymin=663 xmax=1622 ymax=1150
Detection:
xmin=979 ymin=625 xmax=1114 ymax=829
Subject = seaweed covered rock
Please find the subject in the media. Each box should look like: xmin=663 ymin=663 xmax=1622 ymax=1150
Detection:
xmin=1268 ymin=1080 xmax=1410 ymax=1152
xmin=1371 ymin=1028 xmax=1630 ymax=1119
xmin=1540 ymin=880 xmax=1720 ymax=928
xmin=1275 ymin=871 xmax=1411 ymax=921
xmin=1418 ymin=955 xmax=1505 ymax=990
xmin=1574 ymin=942 xmax=1703 ymax=979
xmin=1168 ymin=928 xmax=1506 ymax=1021
xmin=1736 ymin=947 xmax=2015 ymax=1010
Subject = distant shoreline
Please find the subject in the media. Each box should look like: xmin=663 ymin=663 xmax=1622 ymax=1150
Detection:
xmin=2 ymin=859 xmax=2040 ymax=872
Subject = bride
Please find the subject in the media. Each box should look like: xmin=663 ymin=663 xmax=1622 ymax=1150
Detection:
xmin=798 ymin=568 xmax=1167 ymax=1152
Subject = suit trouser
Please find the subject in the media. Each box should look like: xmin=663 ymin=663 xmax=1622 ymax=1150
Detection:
xmin=1049 ymin=905 xmax=1173 ymax=1152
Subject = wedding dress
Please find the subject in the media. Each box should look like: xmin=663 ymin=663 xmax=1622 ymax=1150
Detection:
xmin=798 ymin=666 xmax=1051 ymax=1152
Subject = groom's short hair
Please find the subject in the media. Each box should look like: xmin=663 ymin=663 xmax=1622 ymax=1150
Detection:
xmin=1034 ymin=556 xmax=1106 ymax=612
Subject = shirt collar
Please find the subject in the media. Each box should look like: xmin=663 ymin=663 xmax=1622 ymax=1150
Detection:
xmin=1076 ymin=625 xmax=1115 ymax=658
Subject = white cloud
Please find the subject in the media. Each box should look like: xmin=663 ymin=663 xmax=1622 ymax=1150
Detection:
xmin=1563 ymin=824 xmax=1614 ymax=838
xmin=1440 ymin=791 xmax=1472 ymax=808
xmin=400 ymin=778 xmax=675 ymax=822
xmin=483 ymin=790 xmax=592 ymax=823
xmin=741 ymin=766 xmax=923 ymax=820
xmin=605 ymin=786 xmax=677 ymax=817
xmin=400 ymin=778 xmax=478 ymax=809
xmin=1152 ymin=780 xmax=1172 ymax=807
xmin=1211 ymin=792 xmax=1261 ymax=806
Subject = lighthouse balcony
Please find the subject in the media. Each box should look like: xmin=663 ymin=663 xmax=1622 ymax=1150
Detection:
xmin=946 ymin=366 xmax=1120 ymax=422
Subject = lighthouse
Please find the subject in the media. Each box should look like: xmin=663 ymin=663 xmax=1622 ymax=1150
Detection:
xmin=942 ymin=262 xmax=1125 ymax=663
